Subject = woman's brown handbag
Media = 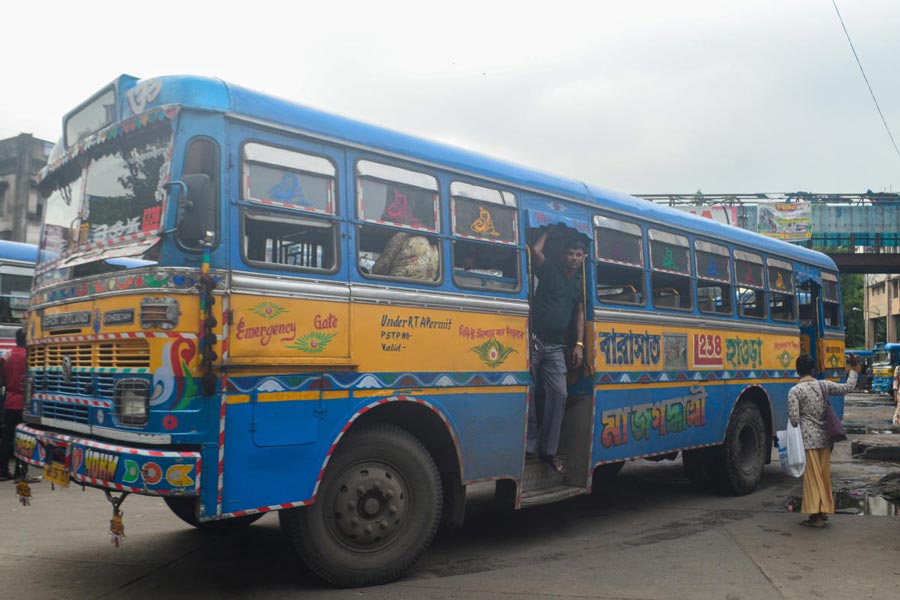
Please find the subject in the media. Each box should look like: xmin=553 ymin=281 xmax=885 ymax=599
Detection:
xmin=818 ymin=380 xmax=847 ymax=444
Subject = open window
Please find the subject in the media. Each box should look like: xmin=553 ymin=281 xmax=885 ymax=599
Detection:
xmin=242 ymin=208 xmax=337 ymax=271
xmin=450 ymin=182 xmax=519 ymax=292
xmin=595 ymin=215 xmax=644 ymax=305
xmin=822 ymin=272 xmax=841 ymax=328
xmin=356 ymin=161 xmax=441 ymax=283
xmin=735 ymin=250 xmax=766 ymax=319
xmin=649 ymin=229 xmax=692 ymax=310
xmin=695 ymin=240 xmax=732 ymax=315
xmin=768 ymin=257 xmax=795 ymax=322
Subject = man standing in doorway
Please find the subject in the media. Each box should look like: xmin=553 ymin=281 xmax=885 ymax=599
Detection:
xmin=527 ymin=227 xmax=586 ymax=474
xmin=0 ymin=328 xmax=27 ymax=481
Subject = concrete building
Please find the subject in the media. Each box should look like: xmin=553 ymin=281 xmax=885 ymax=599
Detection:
xmin=0 ymin=133 xmax=54 ymax=244
xmin=863 ymin=273 xmax=900 ymax=347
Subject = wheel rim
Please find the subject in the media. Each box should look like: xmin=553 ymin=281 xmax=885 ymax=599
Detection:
xmin=326 ymin=460 xmax=409 ymax=551
xmin=737 ymin=425 xmax=760 ymax=473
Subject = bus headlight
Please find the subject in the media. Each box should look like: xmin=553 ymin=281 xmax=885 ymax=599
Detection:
xmin=115 ymin=379 xmax=150 ymax=426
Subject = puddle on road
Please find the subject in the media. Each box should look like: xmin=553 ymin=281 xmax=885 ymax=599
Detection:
xmin=844 ymin=426 xmax=900 ymax=435
xmin=833 ymin=490 xmax=900 ymax=516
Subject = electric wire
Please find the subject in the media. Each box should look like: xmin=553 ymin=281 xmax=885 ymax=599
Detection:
xmin=831 ymin=0 xmax=900 ymax=167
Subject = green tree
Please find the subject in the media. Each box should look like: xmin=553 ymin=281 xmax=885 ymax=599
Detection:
xmin=841 ymin=273 xmax=864 ymax=348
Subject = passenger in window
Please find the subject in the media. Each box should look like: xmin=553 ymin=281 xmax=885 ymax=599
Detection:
xmin=372 ymin=192 xmax=439 ymax=280
xmin=527 ymin=227 xmax=586 ymax=474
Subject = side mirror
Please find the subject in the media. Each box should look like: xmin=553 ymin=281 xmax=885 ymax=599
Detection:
xmin=175 ymin=174 xmax=215 ymax=248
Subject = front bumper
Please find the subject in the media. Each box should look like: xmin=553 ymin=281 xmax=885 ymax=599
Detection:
xmin=14 ymin=424 xmax=201 ymax=496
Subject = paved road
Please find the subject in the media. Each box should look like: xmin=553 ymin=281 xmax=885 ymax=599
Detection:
xmin=2 ymin=392 xmax=898 ymax=599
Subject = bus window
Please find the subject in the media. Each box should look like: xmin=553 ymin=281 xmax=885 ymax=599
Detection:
xmin=242 ymin=143 xmax=336 ymax=214
xmin=822 ymin=272 xmax=841 ymax=327
xmin=735 ymin=250 xmax=766 ymax=319
xmin=357 ymin=161 xmax=439 ymax=231
xmin=356 ymin=161 xmax=440 ymax=282
xmin=450 ymin=182 xmax=519 ymax=292
xmin=242 ymin=208 xmax=337 ymax=271
xmin=768 ymin=258 xmax=795 ymax=322
xmin=695 ymin=240 xmax=732 ymax=315
xmin=649 ymin=229 xmax=692 ymax=310
xmin=595 ymin=215 xmax=644 ymax=305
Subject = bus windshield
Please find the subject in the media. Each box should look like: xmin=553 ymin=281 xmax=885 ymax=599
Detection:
xmin=36 ymin=125 xmax=171 ymax=288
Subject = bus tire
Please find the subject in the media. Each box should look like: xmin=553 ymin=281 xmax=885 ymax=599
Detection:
xmin=279 ymin=423 xmax=443 ymax=587
xmin=164 ymin=496 xmax=263 ymax=529
xmin=717 ymin=402 xmax=766 ymax=496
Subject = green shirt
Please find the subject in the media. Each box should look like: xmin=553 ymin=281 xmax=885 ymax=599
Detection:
xmin=531 ymin=260 xmax=583 ymax=344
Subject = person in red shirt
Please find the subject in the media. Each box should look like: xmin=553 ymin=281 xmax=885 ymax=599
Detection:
xmin=0 ymin=328 xmax=27 ymax=481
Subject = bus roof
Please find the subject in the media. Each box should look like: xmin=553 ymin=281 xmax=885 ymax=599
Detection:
xmin=66 ymin=74 xmax=838 ymax=272
xmin=0 ymin=240 xmax=38 ymax=264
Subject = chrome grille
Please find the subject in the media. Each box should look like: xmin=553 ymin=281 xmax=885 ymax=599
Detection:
xmin=42 ymin=400 xmax=90 ymax=424
xmin=29 ymin=339 xmax=151 ymax=402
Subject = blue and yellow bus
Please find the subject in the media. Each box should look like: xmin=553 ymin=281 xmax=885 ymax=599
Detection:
xmin=15 ymin=75 xmax=846 ymax=587
xmin=0 ymin=240 xmax=36 ymax=356
xmin=871 ymin=342 xmax=900 ymax=394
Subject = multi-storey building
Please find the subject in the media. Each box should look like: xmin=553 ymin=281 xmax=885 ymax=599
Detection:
xmin=0 ymin=133 xmax=53 ymax=244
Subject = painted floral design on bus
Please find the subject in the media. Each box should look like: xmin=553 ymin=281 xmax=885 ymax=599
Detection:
xmin=287 ymin=331 xmax=337 ymax=354
xmin=151 ymin=338 xmax=199 ymax=410
xmin=469 ymin=338 xmax=517 ymax=368
xmin=248 ymin=301 xmax=287 ymax=321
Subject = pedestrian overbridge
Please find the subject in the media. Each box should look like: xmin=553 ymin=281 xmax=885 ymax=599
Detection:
xmin=635 ymin=192 xmax=900 ymax=274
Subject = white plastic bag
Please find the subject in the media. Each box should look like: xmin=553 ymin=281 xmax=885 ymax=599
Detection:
xmin=776 ymin=421 xmax=806 ymax=477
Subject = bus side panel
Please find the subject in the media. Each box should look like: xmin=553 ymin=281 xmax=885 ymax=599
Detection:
xmin=593 ymin=382 xmax=729 ymax=463
xmin=221 ymin=395 xmax=332 ymax=514
xmin=591 ymin=322 xmax=799 ymax=463
xmin=424 ymin=390 xmax=527 ymax=481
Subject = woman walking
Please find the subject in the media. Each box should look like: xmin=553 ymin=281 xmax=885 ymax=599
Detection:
xmin=787 ymin=352 xmax=858 ymax=528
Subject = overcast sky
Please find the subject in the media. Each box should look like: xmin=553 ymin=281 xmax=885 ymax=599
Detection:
xmin=3 ymin=0 xmax=899 ymax=195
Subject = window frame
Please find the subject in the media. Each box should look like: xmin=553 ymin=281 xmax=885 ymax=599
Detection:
xmin=354 ymin=160 xmax=443 ymax=285
xmin=356 ymin=160 xmax=440 ymax=233
xmin=767 ymin=257 xmax=796 ymax=323
xmin=734 ymin=249 xmax=767 ymax=320
xmin=594 ymin=214 xmax=646 ymax=306
xmin=240 ymin=206 xmax=340 ymax=275
xmin=694 ymin=239 xmax=733 ymax=316
xmin=649 ymin=228 xmax=692 ymax=311
xmin=821 ymin=271 xmax=842 ymax=329
xmin=241 ymin=142 xmax=338 ymax=216
xmin=449 ymin=181 xmax=521 ymax=293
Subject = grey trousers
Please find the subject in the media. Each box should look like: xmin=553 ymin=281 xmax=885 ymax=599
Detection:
xmin=526 ymin=338 xmax=568 ymax=457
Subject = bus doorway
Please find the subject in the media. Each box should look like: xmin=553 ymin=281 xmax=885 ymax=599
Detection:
xmin=798 ymin=280 xmax=820 ymax=366
xmin=517 ymin=222 xmax=594 ymax=505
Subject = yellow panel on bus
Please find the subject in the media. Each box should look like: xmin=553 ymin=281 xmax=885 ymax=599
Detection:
xmin=228 ymin=294 xmax=350 ymax=361
xmin=593 ymin=323 xmax=803 ymax=372
xmin=351 ymin=304 xmax=529 ymax=373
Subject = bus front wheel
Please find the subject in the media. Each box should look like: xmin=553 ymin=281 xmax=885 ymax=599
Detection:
xmin=280 ymin=423 xmax=443 ymax=587
xmin=717 ymin=402 xmax=766 ymax=495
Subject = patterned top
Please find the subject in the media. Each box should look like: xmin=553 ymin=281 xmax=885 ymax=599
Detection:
xmin=372 ymin=233 xmax=439 ymax=281
xmin=787 ymin=370 xmax=858 ymax=449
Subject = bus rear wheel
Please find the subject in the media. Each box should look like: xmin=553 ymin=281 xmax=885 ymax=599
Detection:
xmin=279 ymin=423 xmax=443 ymax=587
xmin=164 ymin=496 xmax=263 ymax=529
xmin=716 ymin=401 xmax=766 ymax=495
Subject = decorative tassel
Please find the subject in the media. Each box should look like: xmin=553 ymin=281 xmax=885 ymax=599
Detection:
xmin=16 ymin=478 xmax=31 ymax=506
xmin=104 ymin=490 xmax=130 ymax=548
xmin=110 ymin=511 xmax=125 ymax=547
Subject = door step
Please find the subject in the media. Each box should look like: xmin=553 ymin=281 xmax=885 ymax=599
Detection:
xmin=519 ymin=484 xmax=587 ymax=508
